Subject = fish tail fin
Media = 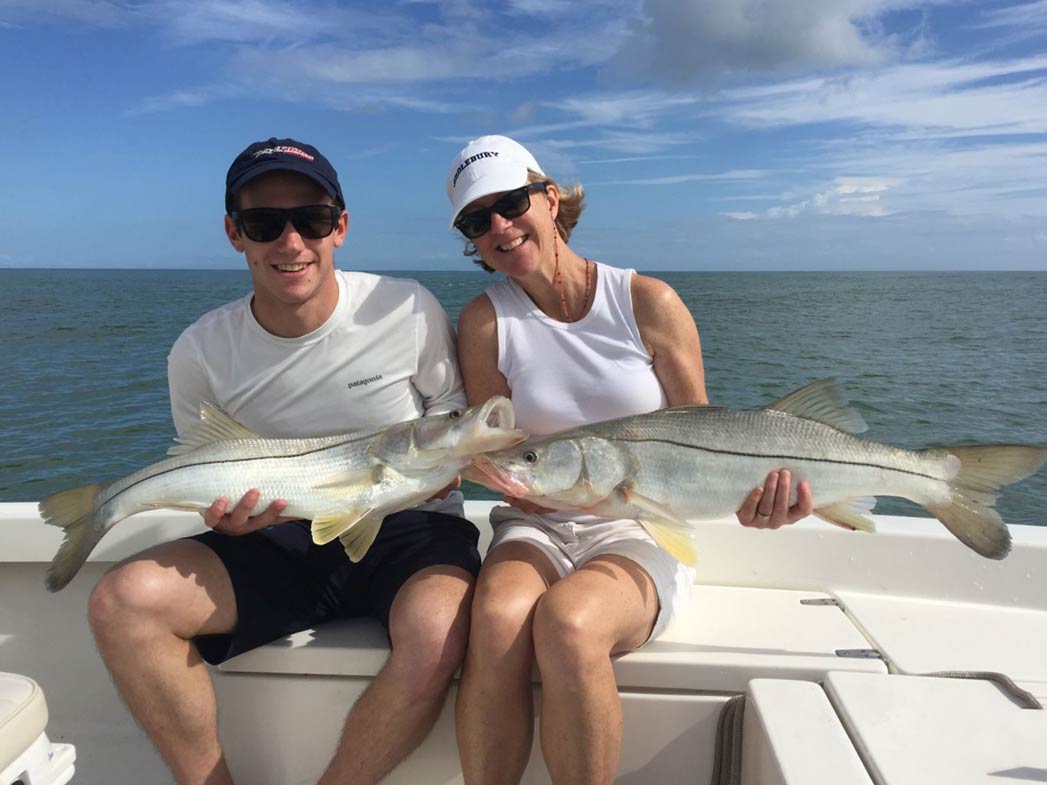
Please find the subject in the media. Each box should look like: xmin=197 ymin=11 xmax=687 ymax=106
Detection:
xmin=38 ymin=485 xmax=107 ymax=592
xmin=926 ymin=445 xmax=1046 ymax=560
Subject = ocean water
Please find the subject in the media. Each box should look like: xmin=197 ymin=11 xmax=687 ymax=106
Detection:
xmin=1 ymin=268 xmax=1045 ymax=526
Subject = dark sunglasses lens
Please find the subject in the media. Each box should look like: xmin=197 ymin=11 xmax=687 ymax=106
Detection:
xmin=456 ymin=185 xmax=536 ymax=240
xmin=495 ymin=188 xmax=531 ymax=220
xmin=289 ymin=206 xmax=338 ymax=239
xmin=238 ymin=206 xmax=338 ymax=242
xmin=239 ymin=209 xmax=286 ymax=242
xmin=457 ymin=213 xmax=491 ymax=240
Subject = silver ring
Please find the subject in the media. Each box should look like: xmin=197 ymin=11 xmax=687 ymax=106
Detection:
xmin=755 ymin=512 xmax=771 ymax=520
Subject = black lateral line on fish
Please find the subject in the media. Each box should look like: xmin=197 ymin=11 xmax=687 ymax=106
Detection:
xmin=611 ymin=437 xmax=943 ymax=483
xmin=101 ymin=437 xmax=373 ymax=504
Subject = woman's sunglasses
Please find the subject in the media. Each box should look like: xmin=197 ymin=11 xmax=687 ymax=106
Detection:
xmin=232 ymin=205 xmax=342 ymax=243
xmin=454 ymin=182 xmax=549 ymax=240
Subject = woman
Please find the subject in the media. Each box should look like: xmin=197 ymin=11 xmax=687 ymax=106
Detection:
xmin=447 ymin=135 xmax=813 ymax=785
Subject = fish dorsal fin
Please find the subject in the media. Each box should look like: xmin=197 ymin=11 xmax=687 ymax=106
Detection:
xmin=764 ymin=379 xmax=868 ymax=434
xmin=167 ymin=402 xmax=261 ymax=455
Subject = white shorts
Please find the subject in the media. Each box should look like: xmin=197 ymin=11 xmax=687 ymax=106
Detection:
xmin=488 ymin=505 xmax=696 ymax=643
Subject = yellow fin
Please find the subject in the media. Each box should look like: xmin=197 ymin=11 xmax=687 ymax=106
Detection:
xmin=638 ymin=518 xmax=698 ymax=567
xmin=168 ymin=402 xmax=259 ymax=455
xmin=311 ymin=508 xmax=376 ymax=545
xmin=814 ymin=500 xmax=877 ymax=532
xmin=338 ymin=514 xmax=385 ymax=562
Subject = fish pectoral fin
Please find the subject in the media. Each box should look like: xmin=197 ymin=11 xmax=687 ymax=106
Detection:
xmin=314 ymin=465 xmax=385 ymax=492
xmin=311 ymin=508 xmax=376 ymax=545
xmin=813 ymin=499 xmax=877 ymax=532
xmin=617 ymin=483 xmax=691 ymax=527
xmin=167 ymin=402 xmax=260 ymax=455
xmin=338 ymin=514 xmax=385 ymax=563
xmin=764 ymin=378 xmax=868 ymax=435
xmin=638 ymin=518 xmax=698 ymax=567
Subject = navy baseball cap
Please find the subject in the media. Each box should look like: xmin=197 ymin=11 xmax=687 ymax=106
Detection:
xmin=225 ymin=137 xmax=345 ymax=213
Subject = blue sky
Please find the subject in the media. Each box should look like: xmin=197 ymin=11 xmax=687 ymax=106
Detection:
xmin=2 ymin=0 xmax=1046 ymax=270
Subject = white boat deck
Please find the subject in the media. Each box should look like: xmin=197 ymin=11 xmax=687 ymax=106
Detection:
xmin=2 ymin=501 xmax=1046 ymax=785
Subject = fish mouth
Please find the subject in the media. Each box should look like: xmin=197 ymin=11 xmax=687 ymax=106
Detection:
xmin=469 ymin=456 xmax=529 ymax=497
xmin=473 ymin=396 xmax=527 ymax=449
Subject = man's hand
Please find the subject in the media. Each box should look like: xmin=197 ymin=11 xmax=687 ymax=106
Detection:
xmin=736 ymin=470 xmax=814 ymax=529
xmin=203 ymin=489 xmax=293 ymax=535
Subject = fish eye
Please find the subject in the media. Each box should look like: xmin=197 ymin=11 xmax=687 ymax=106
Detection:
xmin=523 ymin=451 xmax=538 ymax=464
xmin=448 ymin=409 xmax=463 ymax=420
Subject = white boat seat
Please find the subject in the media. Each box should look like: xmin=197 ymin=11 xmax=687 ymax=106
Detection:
xmin=835 ymin=591 xmax=1047 ymax=684
xmin=0 ymin=673 xmax=47 ymax=773
xmin=0 ymin=673 xmax=76 ymax=785
xmin=220 ymin=585 xmax=887 ymax=692
xmin=741 ymin=679 xmax=874 ymax=785
xmin=824 ymin=671 xmax=1047 ymax=785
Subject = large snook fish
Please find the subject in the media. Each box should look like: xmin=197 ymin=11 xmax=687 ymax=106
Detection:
xmin=40 ymin=396 xmax=526 ymax=591
xmin=470 ymin=380 xmax=1045 ymax=564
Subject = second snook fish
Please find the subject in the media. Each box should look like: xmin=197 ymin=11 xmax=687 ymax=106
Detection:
xmin=470 ymin=380 xmax=1046 ymax=564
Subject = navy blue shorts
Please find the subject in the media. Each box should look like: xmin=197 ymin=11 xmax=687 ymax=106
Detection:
xmin=187 ymin=509 xmax=480 ymax=665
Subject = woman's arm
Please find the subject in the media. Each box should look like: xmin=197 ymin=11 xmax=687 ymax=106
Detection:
xmin=456 ymin=294 xmax=511 ymax=406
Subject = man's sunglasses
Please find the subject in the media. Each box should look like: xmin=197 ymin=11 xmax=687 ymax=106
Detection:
xmin=231 ymin=205 xmax=342 ymax=243
xmin=454 ymin=182 xmax=549 ymax=240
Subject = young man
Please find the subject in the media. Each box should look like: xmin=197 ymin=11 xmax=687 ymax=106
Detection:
xmin=88 ymin=138 xmax=479 ymax=785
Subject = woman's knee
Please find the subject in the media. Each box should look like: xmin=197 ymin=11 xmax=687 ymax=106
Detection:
xmin=532 ymin=589 xmax=608 ymax=676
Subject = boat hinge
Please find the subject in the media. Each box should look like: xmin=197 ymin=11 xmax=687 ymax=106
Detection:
xmin=836 ymin=648 xmax=884 ymax=660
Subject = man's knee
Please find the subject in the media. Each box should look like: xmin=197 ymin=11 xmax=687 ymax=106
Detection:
xmin=388 ymin=568 xmax=474 ymax=699
xmin=88 ymin=541 xmax=234 ymax=645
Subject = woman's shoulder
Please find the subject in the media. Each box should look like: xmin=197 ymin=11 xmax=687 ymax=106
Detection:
xmin=457 ymin=291 xmax=496 ymax=330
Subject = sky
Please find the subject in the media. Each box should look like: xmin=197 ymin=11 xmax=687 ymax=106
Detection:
xmin=1 ymin=0 xmax=1046 ymax=271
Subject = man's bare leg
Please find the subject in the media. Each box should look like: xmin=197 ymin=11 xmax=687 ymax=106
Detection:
xmin=89 ymin=539 xmax=239 ymax=785
xmin=317 ymin=564 xmax=474 ymax=785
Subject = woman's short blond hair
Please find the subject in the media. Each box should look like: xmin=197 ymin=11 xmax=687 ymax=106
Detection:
xmin=463 ymin=171 xmax=586 ymax=273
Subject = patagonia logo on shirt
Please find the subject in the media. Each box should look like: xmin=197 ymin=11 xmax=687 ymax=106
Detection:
xmin=347 ymin=374 xmax=383 ymax=390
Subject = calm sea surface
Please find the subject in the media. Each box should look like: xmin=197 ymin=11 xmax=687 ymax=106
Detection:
xmin=2 ymin=268 xmax=1045 ymax=525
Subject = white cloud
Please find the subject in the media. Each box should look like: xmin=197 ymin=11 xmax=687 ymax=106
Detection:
xmin=722 ymin=211 xmax=757 ymax=220
xmin=611 ymin=0 xmax=940 ymax=82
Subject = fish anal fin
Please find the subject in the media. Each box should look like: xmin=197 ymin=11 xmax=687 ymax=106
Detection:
xmin=764 ymin=379 xmax=868 ymax=434
xmin=311 ymin=508 xmax=376 ymax=546
xmin=638 ymin=518 xmax=698 ymax=567
xmin=813 ymin=499 xmax=877 ymax=532
xmin=168 ymin=402 xmax=260 ymax=455
xmin=338 ymin=514 xmax=385 ymax=563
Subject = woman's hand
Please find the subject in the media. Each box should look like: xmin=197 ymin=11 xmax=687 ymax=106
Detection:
xmin=203 ymin=489 xmax=293 ymax=535
xmin=736 ymin=470 xmax=813 ymax=529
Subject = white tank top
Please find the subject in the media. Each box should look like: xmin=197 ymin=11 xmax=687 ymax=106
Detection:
xmin=487 ymin=261 xmax=667 ymax=437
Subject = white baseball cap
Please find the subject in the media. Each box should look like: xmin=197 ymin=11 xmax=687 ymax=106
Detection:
xmin=447 ymin=135 xmax=545 ymax=228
